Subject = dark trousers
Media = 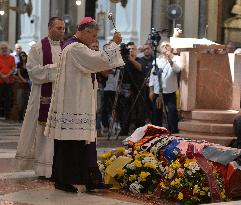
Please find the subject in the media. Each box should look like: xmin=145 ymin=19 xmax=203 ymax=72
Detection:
xmin=118 ymin=94 xmax=132 ymax=134
xmin=233 ymin=116 xmax=241 ymax=148
xmin=0 ymin=83 xmax=13 ymax=118
xmin=132 ymin=91 xmax=147 ymax=128
xmin=101 ymin=91 xmax=116 ymax=128
xmin=163 ymin=92 xmax=178 ymax=133
xmin=151 ymin=94 xmax=163 ymax=126
xmin=52 ymin=140 xmax=102 ymax=185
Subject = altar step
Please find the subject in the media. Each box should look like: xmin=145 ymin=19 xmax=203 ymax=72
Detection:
xmin=177 ymin=109 xmax=239 ymax=146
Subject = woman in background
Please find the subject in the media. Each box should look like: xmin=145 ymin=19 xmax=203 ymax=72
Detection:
xmin=17 ymin=51 xmax=30 ymax=121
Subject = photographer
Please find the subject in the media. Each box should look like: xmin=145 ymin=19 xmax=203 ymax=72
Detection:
xmin=149 ymin=41 xmax=182 ymax=133
xmin=118 ymin=42 xmax=146 ymax=135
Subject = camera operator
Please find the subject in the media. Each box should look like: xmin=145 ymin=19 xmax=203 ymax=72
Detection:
xmin=140 ymin=43 xmax=154 ymax=122
xmin=149 ymin=41 xmax=182 ymax=133
xmin=118 ymin=42 xmax=146 ymax=135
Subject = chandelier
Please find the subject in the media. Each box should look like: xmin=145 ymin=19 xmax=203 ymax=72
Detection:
xmin=0 ymin=0 xmax=32 ymax=17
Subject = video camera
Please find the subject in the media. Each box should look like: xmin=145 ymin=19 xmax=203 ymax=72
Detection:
xmin=149 ymin=28 xmax=161 ymax=48
xmin=120 ymin=43 xmax=130 ymax=63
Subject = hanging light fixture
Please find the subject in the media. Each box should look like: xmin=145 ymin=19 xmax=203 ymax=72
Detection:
xmin=75 ymin=0 xmax=82 ymax=6
xmin=0 ymin=0 xmax=6 ymax=16
xmin=0 ymin=0 xmax=33 ymax=17
xmin=110 ymin=0 xmax=128 ymax=8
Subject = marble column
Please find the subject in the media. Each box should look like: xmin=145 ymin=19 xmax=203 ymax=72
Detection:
xmin=77 ymin=0 xmax=86 ymax=23
xmin=207 ymin=0 xmax=219 ymax=42
xmin=8 ymin=0 xmax=16 ymax=49
xmin=18 ymin=0 xmax=50 ymax=52
xmin=183 ymin=0 xmax=199 ymax=38
xmin=113 ymin=0 xmax=152 ymax=46
xmin=198 ymin=0 xmax=207 ymax=38
xmin=152 ymin=0 xmax=169 ymax=32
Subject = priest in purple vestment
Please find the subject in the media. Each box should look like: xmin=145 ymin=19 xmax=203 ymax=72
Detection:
xmin=15 ymin=17 xmax=65 ymax=179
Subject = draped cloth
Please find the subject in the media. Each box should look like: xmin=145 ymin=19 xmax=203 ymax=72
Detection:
xmin=38 ymin=37 xmax=53 ymax=122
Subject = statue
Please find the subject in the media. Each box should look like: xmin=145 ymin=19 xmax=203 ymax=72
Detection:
xmin=231 ymin=0 xmax=241 ymax=16
xmin=224 ymin=0 xmax=241 ymax=45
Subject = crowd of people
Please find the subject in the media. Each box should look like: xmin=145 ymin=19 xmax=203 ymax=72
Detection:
xmin=0 ymin=42 xmax=31 ymax=121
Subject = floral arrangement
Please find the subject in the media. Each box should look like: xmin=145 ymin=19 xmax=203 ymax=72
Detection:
xmin=98 ymin=147 xmax=129 ymax=176
xmin=115 ymin=151 xmax=166 ymax=194
xmin=157 ymin=155 xmax=228 ymax=205
xmin=98 ymin=147 xmax=229 ymax=204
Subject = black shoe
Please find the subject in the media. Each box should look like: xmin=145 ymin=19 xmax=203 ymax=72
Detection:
xmin=86 ymin=183 xmax=112 ymax=191
xmin=54 ymin=182 xmax=78 ymax=193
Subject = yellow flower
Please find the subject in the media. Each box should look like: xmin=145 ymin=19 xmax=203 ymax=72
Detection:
xmin=193 ymin=185 xmax=200 ymax=194
xmin=172 ymin=160 xmax=181 ymax=169
xmin=139 ymin=171 xmax=150 ymax=181
xmin=135 ymin=145 xmax=141 ymax=151
xmin=167 ymin=168 xmax=175 ymax=179
xmin=100 ymin=152 xmax=112 ymax=160
xmin=159 ymin=181 xmax=166 ymax=189
xmin=129 ymin=174 xmax=137 ymax=181
xmin=116 ymin=147 xmax=125 ymax=154
xmin=134 ymin=160 xmax=142 ymax=168
xmin=220 ymin=190 xmax=226 ymax=199
xmin=199 ymin=191 xmax=206 ymax=196
xmin=184 ymin=158 xmax=197 ymax=167
xmin=202 ymin=187 xmax=209 ymax=192
xmin=142 ymin=151 xmax=154 ymax=157
xmin=170 ymin=178 xmax=181 ymax=187
xmin=144 ymin=162 xmax=156 ymax=169
xmin=117 ymin=169 xmax=125 ymax=176
xmin=105 ymin=159 xmax=112 ymax=166
xmin=178 ymin=192 xmax=183 ymax=200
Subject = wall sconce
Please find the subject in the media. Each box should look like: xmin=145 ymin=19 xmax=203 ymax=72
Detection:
xmin=0 ymin=0 xmax=33 ymax=17
xmin=75 ymin=0 xmax=82 ymax=6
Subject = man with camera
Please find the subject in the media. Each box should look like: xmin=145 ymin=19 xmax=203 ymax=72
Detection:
xmin=149 ymin=41 xmax=182 ymax=133
xmin=118 ymin=42 xmax=146 ymax=135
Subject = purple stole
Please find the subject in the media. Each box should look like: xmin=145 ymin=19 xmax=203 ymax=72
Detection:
xmin=38 ymin=37 xmax=55 ymax=122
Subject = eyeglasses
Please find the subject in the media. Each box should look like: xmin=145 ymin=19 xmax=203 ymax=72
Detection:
xmin=20 ymin=55 xmax=27 ymax=57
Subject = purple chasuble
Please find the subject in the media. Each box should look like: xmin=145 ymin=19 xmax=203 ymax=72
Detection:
xmin=63 ymin=36 xmax=95 ymax=87
xmin=38 ymin=37 xmax=56 ymax=122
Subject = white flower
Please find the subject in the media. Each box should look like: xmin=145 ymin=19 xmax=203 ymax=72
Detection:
xmin=142 ymin=157 xmax=158 ymax=164
xmin=110 ymin=155 xmax=117 ymax=161
xmin=98 ymin=163 xmax=105 ymax=172
xmin=129 ymin=181 xmax=144 ymax=193
xmin=124 ymin=150 xmax=129 ymax=155
xmin=188 ymin=162 xmax=200 ymax=171
xmin=159 ymin=164 xmax=167 ymax=173
xmin=126 ymin=163 xmax=135 ymax=170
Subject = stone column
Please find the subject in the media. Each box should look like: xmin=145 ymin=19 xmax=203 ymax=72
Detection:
xmin=113 ymin=0 xmax=152 ymax=46
xmin=198 ymin=0 xmax=207 ymax=38
xmin=207 ymin=0 xmax=219 ymax=42
xmin=77 ymin=0 xmax=86 ymax=23
xmin=152 ymin=0 xmax=169 ymax=32
xmin=183 ymin=0 xmax=199 ymax=38
xmin=8 ymin=0 xmax=16 ymax=48
xmin=18 ymin=0 xmax=50 ymax=52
